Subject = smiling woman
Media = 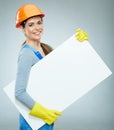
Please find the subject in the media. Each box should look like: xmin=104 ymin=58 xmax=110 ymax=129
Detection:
xmin=15 ymin=3 xmax=89 ymax=130
xmin=15 ymin=4 xmax=62 ymax=130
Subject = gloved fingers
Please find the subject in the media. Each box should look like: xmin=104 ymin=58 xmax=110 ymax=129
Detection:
xmin=42 ymin=110 xmax=61 ymax=125
xmin=75 ymin=28 xmax=89 ymax=42
xmin=48 ymin=110 xmax=57 ymax=118
xmin=77 ymin=34 xmax=88 ymax=42
xmin=44 ymin=118 xmax=57 ymax=125
xmin=75 ymin=28 xmax=82 ymax=36
xmin=50 ymin=110 xmax=62 ymax=116
xmin=54 ymin=111 xmax=62 ymax=116
xmin=82 ymin=31 xmax=89 ymax=40
xmin=76 ymin=30 xmax=87 ymax=40
xmin=43 ymin=115 xmax=58 ymax=125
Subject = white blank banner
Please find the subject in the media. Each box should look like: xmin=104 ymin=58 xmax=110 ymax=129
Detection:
xmin=3 ymin=35 xmax=112 ymax=130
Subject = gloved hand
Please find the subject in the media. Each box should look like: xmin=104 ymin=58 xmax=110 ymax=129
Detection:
xmin=75 ymin=28 xmax=89 ymax=42
xmin=29 ymin=102 xmax=62 ymax=125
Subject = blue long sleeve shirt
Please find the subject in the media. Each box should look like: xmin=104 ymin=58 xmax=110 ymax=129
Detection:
xmin=15 ymin=44 xmax=41 ymax=109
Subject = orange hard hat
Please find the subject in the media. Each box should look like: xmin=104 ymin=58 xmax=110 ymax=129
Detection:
xmin=15 ymin=4 xmax=45 ymax=28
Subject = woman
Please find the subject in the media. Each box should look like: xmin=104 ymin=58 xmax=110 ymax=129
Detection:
xmin=15 ymin=4 xmax=88 ymax=130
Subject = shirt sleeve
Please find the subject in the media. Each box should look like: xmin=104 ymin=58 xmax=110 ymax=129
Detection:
xmin=15 ymin=48 xmax=38 ymax=109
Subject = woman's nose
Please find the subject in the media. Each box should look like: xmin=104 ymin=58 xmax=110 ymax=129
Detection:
xmin=34 ymin=24 xmax=40 ymax=29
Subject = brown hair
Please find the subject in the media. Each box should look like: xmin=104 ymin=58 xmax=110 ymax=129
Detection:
xmin=41 ymin=43 xmax=53 ymax=55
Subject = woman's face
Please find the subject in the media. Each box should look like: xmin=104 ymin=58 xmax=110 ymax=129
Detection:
xmin=22 ymin=16 xmax=44 ymax=42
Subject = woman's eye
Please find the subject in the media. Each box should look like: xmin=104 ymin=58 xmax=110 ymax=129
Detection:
xmin=38 ymin=21 xmax=43 ymax=25
xmin=29 ymin=24 xmax=33 ymax=27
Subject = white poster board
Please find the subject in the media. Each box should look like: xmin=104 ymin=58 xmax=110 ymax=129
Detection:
xmin=3 ymin=35 xmax=112 ymax=130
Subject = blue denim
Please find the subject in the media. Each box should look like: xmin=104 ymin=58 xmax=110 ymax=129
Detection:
xmin=19 ymin=114 xmax=54 ymax=130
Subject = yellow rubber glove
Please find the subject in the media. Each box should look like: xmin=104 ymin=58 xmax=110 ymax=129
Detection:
xmin=29 ymin=102 xmax=62 ymax=125
xmin=75 ymin=28 xmax=89 ymax=42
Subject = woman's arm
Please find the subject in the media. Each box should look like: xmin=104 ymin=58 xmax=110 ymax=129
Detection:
xmin=15 ymin=48 xmax=38 ymax=109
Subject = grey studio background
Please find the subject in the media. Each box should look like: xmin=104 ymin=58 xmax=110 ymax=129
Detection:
xmin=0 ymin=0 xmax=114 ymax=130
